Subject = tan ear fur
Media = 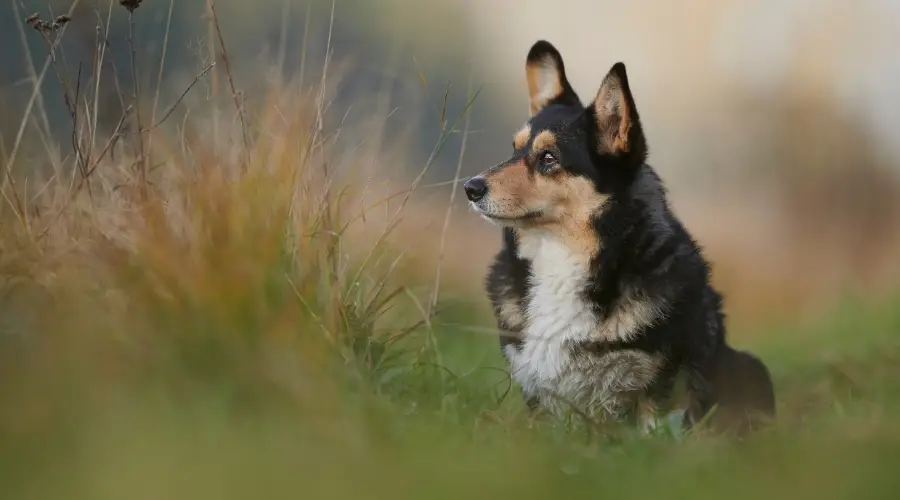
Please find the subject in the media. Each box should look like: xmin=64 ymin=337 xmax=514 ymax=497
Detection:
xmin=593 ymin=63 xmax=635 ymax=155
xmin=525 ymin=40 xmax=578 ymax=115
xmin=526 ymin=54 xmax=564 ymax=115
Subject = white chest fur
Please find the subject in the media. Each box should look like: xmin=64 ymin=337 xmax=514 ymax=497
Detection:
xmin=505 ymin=231 xmax=598 ymax=398
xmin=502 ymin=230 xmax=664 ymax=419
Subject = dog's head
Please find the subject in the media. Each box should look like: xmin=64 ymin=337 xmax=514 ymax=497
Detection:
xmin=465 ymin=40 xmax=647 ymax=228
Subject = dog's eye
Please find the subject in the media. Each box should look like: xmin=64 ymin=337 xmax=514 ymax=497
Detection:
xmin=541 ymin=152 xmax=557 ymax=165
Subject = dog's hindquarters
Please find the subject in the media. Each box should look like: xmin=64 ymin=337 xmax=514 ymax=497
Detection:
xmin=678 ymin=286 xmax=775 ymax=434
xmin=685 ymin=343 xmax=776 ymax=434
xmin=710 ymin=345 xmax=776 ymax=433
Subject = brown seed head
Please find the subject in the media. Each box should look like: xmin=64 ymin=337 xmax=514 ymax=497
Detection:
xmin=25 ymin=13 xmax=69 ymax=34
xmin=33 ymin=21 xmax=54 ymax=33
xmin=119 ymin=0 xmax=143 ymax=13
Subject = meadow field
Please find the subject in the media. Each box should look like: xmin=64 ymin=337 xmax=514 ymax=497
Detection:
xmin=3 ymin=1 xmax=900 ymax=499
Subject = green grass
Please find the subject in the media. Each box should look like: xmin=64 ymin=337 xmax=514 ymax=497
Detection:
xmin=4 ymin=288 xmax=900 ymax=500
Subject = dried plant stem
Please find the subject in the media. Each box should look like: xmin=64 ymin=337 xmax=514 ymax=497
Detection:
xmin=13 ymin=2 xmax=51 ymax=140
xmin=38 ymin=47 xmax=209 ymax=241
xmin=148 ymin=0 xmax=175 ymax=160
xmin=430 ymin=69 xmax=474 ymax=315
xmin=138 ymin=63 xmax=216 ymax=134
xmin=126 ymin=11 xmax=147 ymax=198
xmin=86 ymin=106 xmax=133 ymax=178
xmin=38 ymin=105 xmax=132 ymax=240
xmin=34 ymin=11 xmax=89 ymax=194
xmin=7 ymin=1 xmax=82 ymax=224
xmin=276 ymin=0 xmax=290 ymax=80
xmin=317 ymin=0 xmax=338 ymax=283
xmin=206 ymin=0 xmax=250 ymax=165
xmin=351 ymin=86 xmax=482 ymax=290
xmin=205 ymin=2 xmax=219 ymax=154
xmin=89 ymin=2 xmax=115 ymax=159
xmin=298 ymin=1 xmax=312 ymax=87
xmin=2 ymin=4 xmax=54 ymax=217
xmin=4 ymin=42 xmax=52 ymax=192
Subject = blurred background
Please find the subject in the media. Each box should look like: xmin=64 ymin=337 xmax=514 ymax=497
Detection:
xmin=4 ymin=0 xmax=900 ymax=329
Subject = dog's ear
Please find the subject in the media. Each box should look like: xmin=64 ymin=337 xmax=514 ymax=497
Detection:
xmin=592 ymin=62 xmax=647 ymax=163
xmin=525 ymin=40 xmax=580 ymax=115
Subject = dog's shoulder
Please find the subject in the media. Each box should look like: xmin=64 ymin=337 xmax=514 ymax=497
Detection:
xmin=485 ymin=228 xmax=528 ymax=300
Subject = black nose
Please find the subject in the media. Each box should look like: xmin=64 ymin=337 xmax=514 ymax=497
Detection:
xmin=464 ymin=177 xmax=488 ymax=202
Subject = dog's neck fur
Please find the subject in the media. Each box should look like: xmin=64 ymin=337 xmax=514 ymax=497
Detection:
xmin=517 ymin=164 xmax=675 ymax=301
xmin=507 ymin=167 xmax=670 ymax=387
xmin=509 ymin=227 xmax=599 ymax=388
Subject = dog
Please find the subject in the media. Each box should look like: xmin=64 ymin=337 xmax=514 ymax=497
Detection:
xmin=464 ymin=40 xmax=775 ymax=434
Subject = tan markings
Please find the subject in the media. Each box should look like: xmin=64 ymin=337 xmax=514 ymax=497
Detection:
xmin=592 ymin=350 xmax=663 ymax=394
xmin=540 ymin=175 xmax=607 ymax=259
xmin=594 ymin=71 xmax=632 ymax=154
xmin=531 ymin=130 xmax=556 ymax=153
xmin=636 ymin=395 xmax=661 ymax=435
xmin=483 ymin=165 xmax=608 ymax=259
xmin=513 ymin=125 xmax=531 ymax=151
xmin=483 ymin=161 xmax=532 ymax=205
xmin=497 ymin=294 xmax=526 ymax=331
xmin=592 ymin=290 xmax=663 ymax=343
xmin=526 ymin=57 xmax=563 ymax=115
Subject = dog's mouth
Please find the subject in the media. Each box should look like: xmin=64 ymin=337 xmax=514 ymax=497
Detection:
xmin=481 ymin=211 xmax=543 ymax=221
xmin=469 ymin=202 xmax=544 ymax=222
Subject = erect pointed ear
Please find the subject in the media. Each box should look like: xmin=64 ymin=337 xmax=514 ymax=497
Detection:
xmin=525 ymin=40 xmax=581 ymax=115
xmin=592 ymin=62 xmax=646 ymax=162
